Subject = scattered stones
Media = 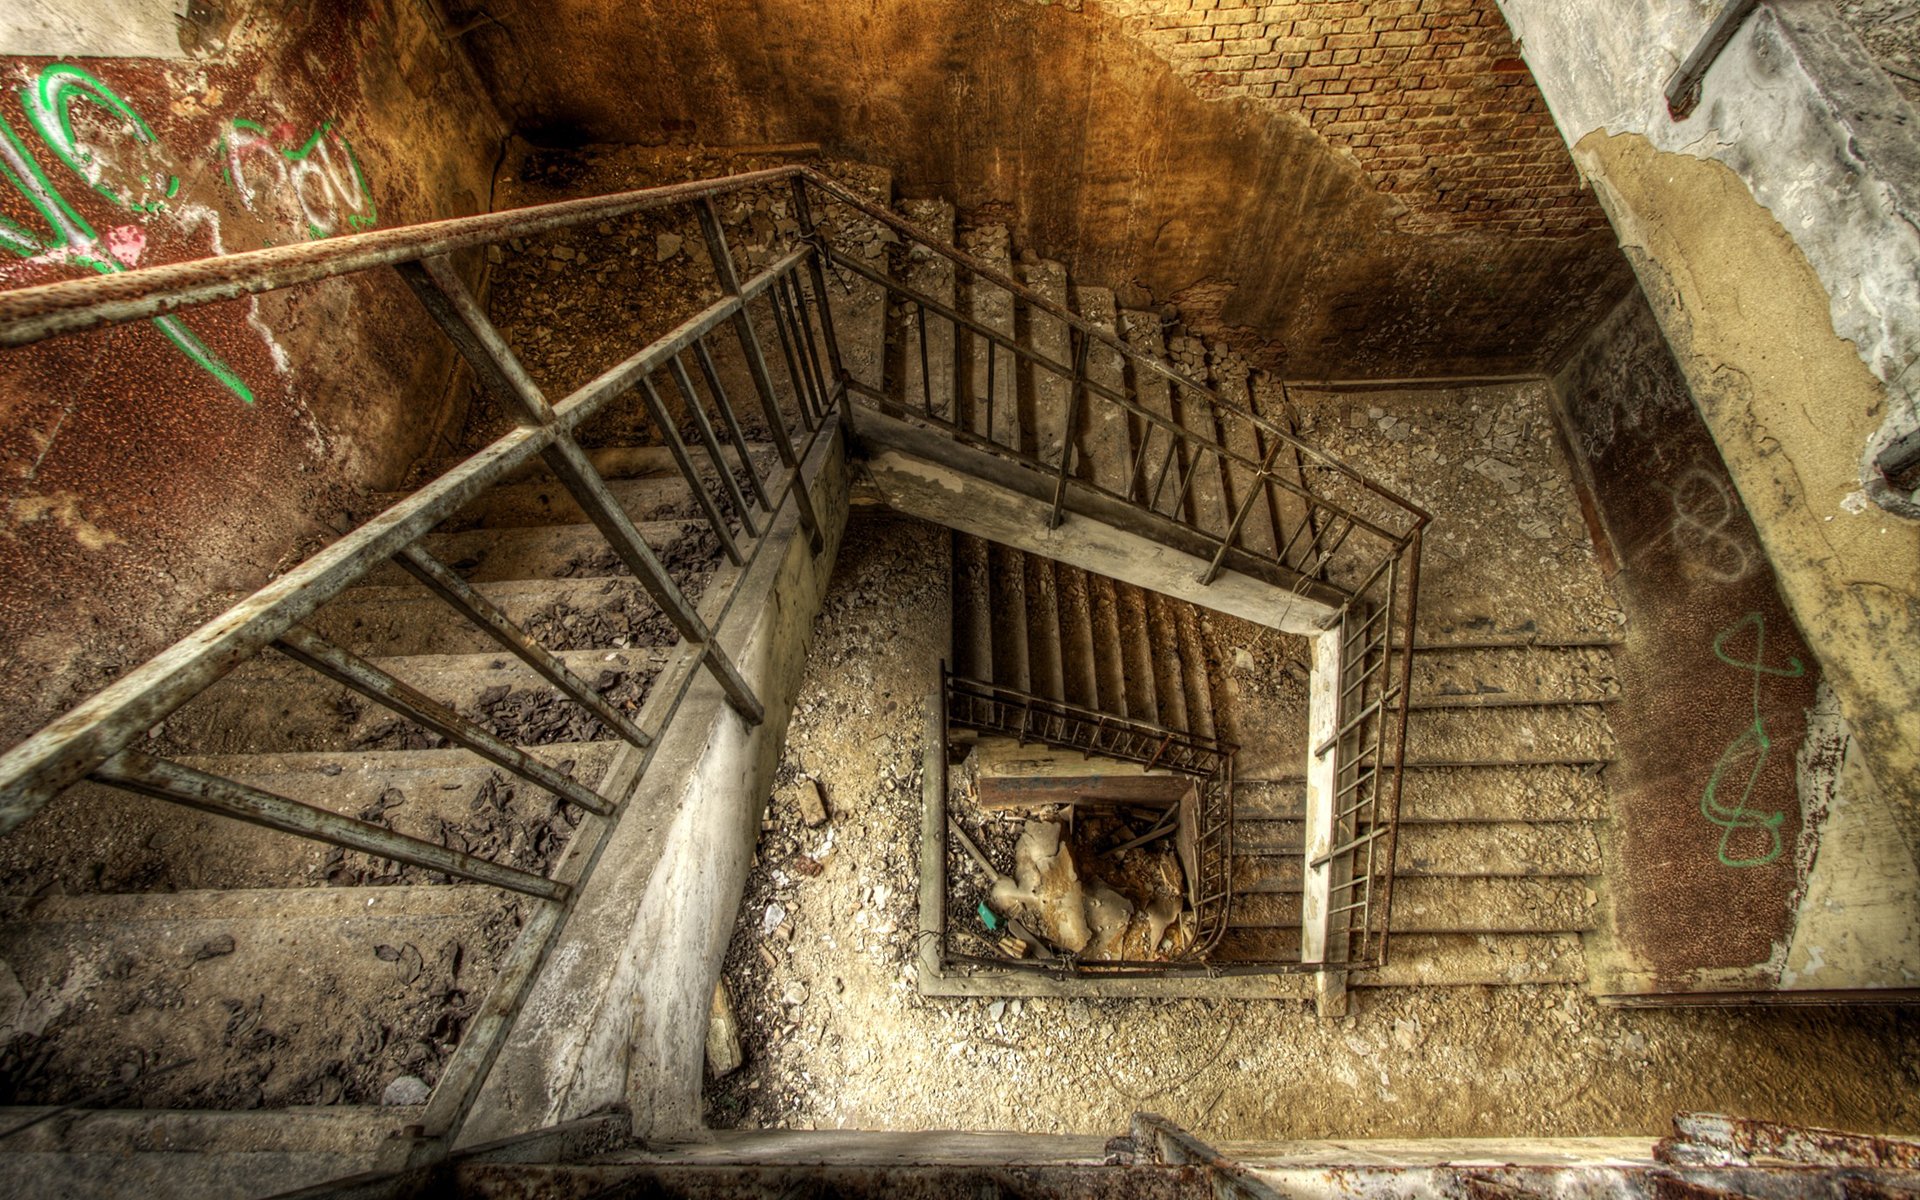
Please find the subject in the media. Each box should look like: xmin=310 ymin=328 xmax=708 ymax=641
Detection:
xmin=656 ymin=231 xmax=684 ymax=261
xmin=800 ymin=777 xmax=831 ymax=827
xmin=381 ymin=1074 xmax=431 ymax=1106
xmin=707 ymin=980 xmax=744 ymax=1078
xmin=190 ymin=935 xmax=237 ymax=963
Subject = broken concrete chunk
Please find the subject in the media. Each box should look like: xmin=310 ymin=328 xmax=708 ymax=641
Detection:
xmin=800 ymin=777 xmax=831 ymax=827
xmin=656 ymin=231 xmax=684 ymax=261
xmin=706 ymin=980 xmax=743 ymax=1078
xmin=381 ymin=1074 xmax=430 ymax=1106
xmin=191 ymin=934 xmax=236 ymax=962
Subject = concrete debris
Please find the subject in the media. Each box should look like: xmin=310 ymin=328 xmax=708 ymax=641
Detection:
xmin=656 ymin=231 xmax=684 ymax=261
xmin=989 ymin=820 xmax=1092 ymax=953
xmin=761 ymin=903 xmax=788 ymax=936
xmin=381 ymin=1074 xmax=430 ymax=1106
xmin=707 ymin=980 xmax=743 ymax=1078
xmin=801 ymin=777 xmax=831 ymax=827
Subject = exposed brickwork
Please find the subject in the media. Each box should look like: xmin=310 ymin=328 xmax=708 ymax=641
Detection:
xmin=1084 ymin=0 xmax=1608 ymax=236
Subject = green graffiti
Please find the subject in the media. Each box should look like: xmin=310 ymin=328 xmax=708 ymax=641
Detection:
xmin=1700 ymin=612 xmax=1804 ymax=868
xmin=23 ymin=63 xmax=178 ymax=214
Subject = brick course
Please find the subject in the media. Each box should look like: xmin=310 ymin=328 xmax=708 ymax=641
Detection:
xmin=1080 ymin=0 xmax=1605 ymax=236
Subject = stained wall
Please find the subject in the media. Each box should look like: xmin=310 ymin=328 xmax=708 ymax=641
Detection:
xmin=443 ymin=0 xmax=1632 ymax=380
xmin=0 ymin=0 xmax=503 ymax=744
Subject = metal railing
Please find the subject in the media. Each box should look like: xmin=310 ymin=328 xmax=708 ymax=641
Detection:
xmin=0 ymin=165 xmax=857 ymax=1161
xmin=0 ymin=162 xmax=1426 ymax=1141
xmin=943 ymin=670 xmax=1235 ymax=969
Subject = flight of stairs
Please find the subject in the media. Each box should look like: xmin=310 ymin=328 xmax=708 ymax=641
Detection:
xmin=912 ymin=202 xmax=1609 ymax=988
xmin=0 ymin=442 xmax=769 ymax=1112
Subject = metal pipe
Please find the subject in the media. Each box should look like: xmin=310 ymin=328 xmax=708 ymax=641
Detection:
xmin=92 ymin=751 xmax=568 ymax=900
xmin=0 ymin=166 xmax=806 ymax=348
xmin=637 ymin=373 xmax=744 ymax=564
xmin=1666 ymin=0 xmax=1764 ymax=120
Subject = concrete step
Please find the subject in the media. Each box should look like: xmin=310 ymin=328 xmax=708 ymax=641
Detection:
xmin=160 ymin=647 xmax=662 ymax=757
xmin=1233 ymin=819 xmax=1304 ymax=856
xmin=1024 ymin=553 xmax=1065 ymax=703
xmin=1359 ymin=933 xmax=1587 ymax=988
xmin=311 ymin=575 xmax=704 ymax=659
xmin=1166 ymin=598 xmax=1218 ymax=742
xmin=376 ymin=458 xmax=770 ymax=535
xmin=1409 ymin=643 xmax=1620 ymax=704
xmin=987 ymin=542 xmax=1030 ymax=694
xmin=1231 ymin=854 xmax=1305 ymax=893
xmin=1069 ymin=285 xmax=1133 ymax=500
xmin=358 ymin=520 xmax=712 ymax=587
xmin=952 ymin=532 xmax=993 ymax=681
xmin=894 ymin=198 xmax=958 ymax=424
xmin=1016 ymin=259 xmax=1073 ymax=466
xmin=1395 ymin=821 xmax=1602 ymax=878
xmin=0 ymin=886 xmax=517 ymax=1109
xmin=1113 ymin=582 xmax=1159 ymax=724
xmin=1053 ymin=563 xmax=1100 ymax=711
xmin=1084 ymin=572 xmax=1130 ymax=720
xmin=1401 ymin=704 xmax=1616 ymax=764
xmin=1141 ymin=592 xmax=1190 ymax=732
xmin=1229 ymin=877 xmax=1597 ymax=934
xmin=958 ymin=223 xmax=1015 ymax=446
xmin=1399 ymin=765 xmax=1609 ymax=823
xmin=0 ymin=744 xmax=615 ymax=895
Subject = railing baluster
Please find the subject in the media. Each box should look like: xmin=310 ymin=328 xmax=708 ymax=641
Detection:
xmin=784 ymin=269 xmax=836 ymax=418
xmin=692 ymin=337 xmax=773 ymax=515
xmin=766 ymin=274 xmax=818 ymax=433
xmin=917 ymin=301 xmax=933 ymax=418
xmin=273 ymin=624 xmax=617 ymax=816
xmin=1149 ymin=435 xmax=1182 ymax=515
xmin=1047 ymin=330 xmax=1088 ymax=530
xmin=668 ymin=353 xmax=759 ymax=539
xmin=538 ymin=435 xmax=764 ymax=725
xmin=697 ymin=196 xmax=826 ymax=556
xmin=92 ymin=751 xmax=568 ymax=900
xmin=393 ymin=543 xmax=652 ymax=750
xmin=789 ymin=177 xmax=849 ymax=391
xmin=637 ymin=373 xmax=744 ymax=565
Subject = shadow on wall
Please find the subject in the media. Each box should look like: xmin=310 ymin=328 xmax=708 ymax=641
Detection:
xmin=0 ymin=0 xmax=501 ymax=747
xmin=445 ymin=0 xmax=1634 ymax=379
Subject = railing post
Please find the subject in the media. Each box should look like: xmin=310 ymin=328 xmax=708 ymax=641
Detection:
xmin=698 ymin=196 xmax=827 ymax=556
xmin=1201 ymin=435 xmax=1287 ymax=586
xmin=1047 ymin=330 xmax=1088 ymax=530
xmin=789 ymin=175 xmax=849 ymax=393
xmin=396 ymin=253 xmax=765 ymax=726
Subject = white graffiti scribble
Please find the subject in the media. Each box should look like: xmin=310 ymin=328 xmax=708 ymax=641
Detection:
xmin=222 ymin=120 xmax=377 ymax=239
xmin=1660 ymin=464 xmax=1753 ymax=583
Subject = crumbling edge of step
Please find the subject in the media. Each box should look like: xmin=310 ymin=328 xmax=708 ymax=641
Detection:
xmin=457 ymin=416 xmax=853 ymax=1148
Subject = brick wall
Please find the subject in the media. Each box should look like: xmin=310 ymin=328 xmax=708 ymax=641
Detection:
xmin=1080 ymin=0 xmax=1607 ymax=237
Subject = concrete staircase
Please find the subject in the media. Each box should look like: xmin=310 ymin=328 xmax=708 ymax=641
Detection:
xmin=0 ymin=444 xmax=771 ymax=1116
xmin=909 ymin=202 xmax=1607 ymax=992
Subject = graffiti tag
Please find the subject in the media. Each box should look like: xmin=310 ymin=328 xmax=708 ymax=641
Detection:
xmin=1701 ymin=611 xmax=1804 ymax=868
xmin=0 ymin=62 xmax=379 ymax=404
xmin=1661 ymin=465 xmax=1753 ymax=583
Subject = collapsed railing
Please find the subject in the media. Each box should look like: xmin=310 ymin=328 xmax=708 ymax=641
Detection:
xmin=0 ymin=166 xmax=854 ymax=1162
xmin=942 ymin=669 xmax=1235 ymax=970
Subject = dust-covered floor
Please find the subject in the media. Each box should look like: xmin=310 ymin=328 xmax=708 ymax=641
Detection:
xmin=706 ymin=496 xmax=1919 ymax=1141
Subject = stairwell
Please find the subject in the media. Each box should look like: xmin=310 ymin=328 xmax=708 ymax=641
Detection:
xmin=0 ymin=156 xmax=1598 ymax=1193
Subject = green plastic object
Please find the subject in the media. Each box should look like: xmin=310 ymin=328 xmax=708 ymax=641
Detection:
xmin=977 ymin=901 xmax=1000 ymax=932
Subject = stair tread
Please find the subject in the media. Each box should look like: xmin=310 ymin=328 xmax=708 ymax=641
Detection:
xmin=1068 ymin=285 xmax=1134 ymax=501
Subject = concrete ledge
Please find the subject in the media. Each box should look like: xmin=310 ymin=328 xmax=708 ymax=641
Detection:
xmin=459 ymin=417 xmax=851 ymax=1145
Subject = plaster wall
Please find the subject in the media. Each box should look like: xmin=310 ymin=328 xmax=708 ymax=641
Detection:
xmin=1501 ymin=0 xmax=1920 ymax=851
xmin=0 ymin=0 xmax=504 ymax=747
xmin=1553 ymin=288 xmax=1920 ymax=995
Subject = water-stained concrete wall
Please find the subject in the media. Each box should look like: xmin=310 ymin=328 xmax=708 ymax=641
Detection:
xmin=1504 ymin=0 xmax=1920 ymax=863
xmin=0 ymin=1 xmax=504 ymax=745
xmin=441 ymin=0 xmax=1632 ymax=382
xmin=1553 ymin=291 xmax=1918 ymax=997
